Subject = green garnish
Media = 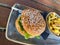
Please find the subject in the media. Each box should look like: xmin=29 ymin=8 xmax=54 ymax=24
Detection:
xmin=35 ymin=36 xmax=40 ymax=39
xmin=18 ymin=17 xmax=31 ymax=39
xmin=24 ymin=32 xmax=31 ymax=39
xmin=18 ymin=21 xmax=24 ymax=31
xmin=18 ymin=18 xmax=24 ymax=31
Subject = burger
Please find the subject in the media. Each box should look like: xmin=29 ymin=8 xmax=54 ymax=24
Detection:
xmin=15 ymin=9 xmax=46 ymax=39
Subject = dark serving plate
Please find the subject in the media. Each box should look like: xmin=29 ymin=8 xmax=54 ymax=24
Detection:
xmin=6 ymin=4 xmax=60 ymax=45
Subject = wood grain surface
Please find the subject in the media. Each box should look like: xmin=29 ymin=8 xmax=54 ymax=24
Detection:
xmin=0 ymin=0 xmax=60 ymax=27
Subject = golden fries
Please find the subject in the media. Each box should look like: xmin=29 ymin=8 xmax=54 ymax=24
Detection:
xmin=47 ymin=12 xmax=60 ymax=36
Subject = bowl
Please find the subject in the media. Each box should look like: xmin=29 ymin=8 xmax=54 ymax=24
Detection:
xmin=46 ymin=12 xmax=60 ymax=37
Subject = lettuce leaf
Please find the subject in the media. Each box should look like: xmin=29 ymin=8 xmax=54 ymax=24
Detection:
xmin=18 ymin=18 xmax=24 ymax=31
xmin=18 ymin=17 xmax=31 ymax=39
xmin=35 ymin=36 xmax=40 ymax=39
xmin=24 ymin=32 xmax=31 ymax=39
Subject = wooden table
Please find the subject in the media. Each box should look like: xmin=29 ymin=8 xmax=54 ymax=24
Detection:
xmin=0 ymin=0 xmax=60 ymax=45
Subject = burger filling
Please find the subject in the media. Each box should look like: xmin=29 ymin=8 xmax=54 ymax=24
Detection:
xmin=18 ymin=17 xmax=40 ymax=39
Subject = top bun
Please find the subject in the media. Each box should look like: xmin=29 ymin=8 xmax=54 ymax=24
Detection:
xmin=20 ymin=9 xmax=46 ymax=36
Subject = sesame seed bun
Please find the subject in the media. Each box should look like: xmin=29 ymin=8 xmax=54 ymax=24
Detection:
xmin=15 ymin=9 xmax=46 ymax=38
